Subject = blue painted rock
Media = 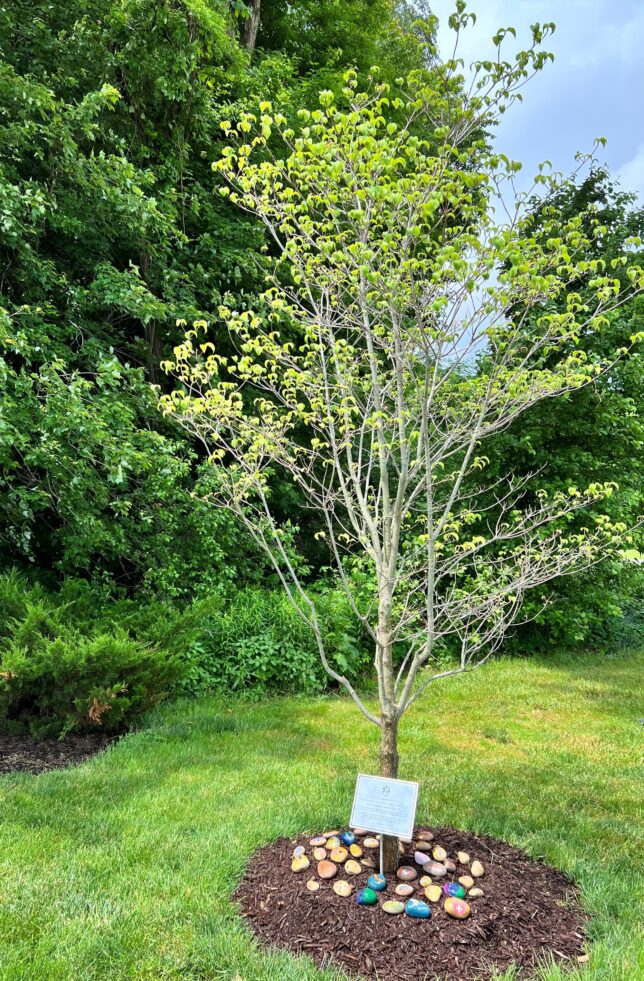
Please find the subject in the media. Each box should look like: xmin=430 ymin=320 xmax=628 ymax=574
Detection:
xmin=444 ymin=896 xmax=471 ymax=919
xmin=405 ymin=898 xmax=431 ymax=919
xmin=340 ymin=831 xmax=356 ymax=846
xmin=367 ymin=874 xmax=387 ymax=891
xmin=443 ymin=882 xmax=466 ymax=898
xmin=356 ymin=887 xmax=378 ymax=906
xmin=309 ymin=836 xmax=326 ymax=847
xmin=395 ymin=883 xmax=415 ymax=897
xmin=382 ymin=900 xmax=405 ymax=915
xmin=396 ymin=866 xmax=417 ymax=881
xmin=427 ymin=861 xmax=447 ymax=877
xmin=293 ymin=845 xmax=306 ymax=858
xmin=414 ymin=851 xmax=430 ymax=866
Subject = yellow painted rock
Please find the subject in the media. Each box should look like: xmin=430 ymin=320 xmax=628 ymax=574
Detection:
xmin=471 ymin=860 xmax=485 ymax=878
xmin=419 ymin=875 xmax=432 ymax=888
xmin=458 ymin=875 xmax=474 ymax=890
xmin=333 ymin=880 xmax=353 ymax=897
xmin=291 ymin=855 xmax=310 ymax=873
xmin=457 ymin=851 xmax=470 ymax=865
xmin=306 ymin=879 xmax=320 ymax=892
xmin=444 ymin=896 xmax=471 ymax=919
xmin=432 ymin=845 xmax=447 ymax=862
xmin=468 ymin=887 xmax=484 ymax=898
xmin=424 ymin=884 xmax=442 ymax=903
xmin=349 ymin=843 xmax=363 ymax=858
xmin=344 ymin=859 xmax=362 ymax=876
xmin=330 ymin=847 xmax=348 ymax=864
xmin=325 ymin=836 xmax=341 ymax=850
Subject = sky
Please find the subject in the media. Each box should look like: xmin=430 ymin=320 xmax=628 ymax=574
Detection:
xmin=430 ymin=0 xmax=644 ymax=202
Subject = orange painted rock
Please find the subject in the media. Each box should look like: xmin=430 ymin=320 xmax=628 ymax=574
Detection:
xmin=444 ymin=897 xmax=471 ymax=919
xmin=330 ymin=847 xmax=348 ymax=864
xmin=317 ymin=860 xmax=338 ymax=879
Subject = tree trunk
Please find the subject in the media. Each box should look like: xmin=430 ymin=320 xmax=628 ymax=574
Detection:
xmin=242 ymin=0 xmax=261 ymax=53
xmin=379 ymin=714 xmax=400 ymax=874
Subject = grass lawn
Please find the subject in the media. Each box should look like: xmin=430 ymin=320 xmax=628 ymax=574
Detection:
xmin=0 ymin=650 xmax=642 ymax=981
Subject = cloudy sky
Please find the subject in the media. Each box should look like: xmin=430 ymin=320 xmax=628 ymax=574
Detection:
xmin=430 ymin=0 xmax=644 ymax=201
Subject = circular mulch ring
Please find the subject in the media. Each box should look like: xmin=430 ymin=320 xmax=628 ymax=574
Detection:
xmin=236 ymin=826 xmax=588 ymax=980
xmin=0 ymin=731 xmax=117 ymax=775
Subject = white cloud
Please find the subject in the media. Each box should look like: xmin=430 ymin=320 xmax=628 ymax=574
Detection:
xmin=617 ymin=143 xmax=644 ymax=202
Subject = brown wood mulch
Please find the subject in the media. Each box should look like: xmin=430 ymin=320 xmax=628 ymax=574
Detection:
xmin=236 ymin=826 xmax=588 ymax=981
xmin=0 ymin=731 xmax=116 ymax=774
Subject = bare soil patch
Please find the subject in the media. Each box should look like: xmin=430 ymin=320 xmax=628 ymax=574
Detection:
xmin=0 ymin=731 xmax=116 ymax=774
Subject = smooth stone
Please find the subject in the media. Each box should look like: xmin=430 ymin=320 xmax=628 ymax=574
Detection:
xmin=361 ymin=857 xmax=376 ymax=868
xmin=306 ymin=879 xmax=320 ymax=892
xmin=471 ymin=860 xmax=485 ymax=878
xmin=333 ymin=880 xmax=353 ymax=897
xmin=340 ymin=831 xmax=356 ymax=846
xmin=313 ymin=847 xmax=327 ymax=861
xmin=419 ymin=876 xmax=432 ymax=888
xmin=291 ymin=855 xmax=310 ymax=873
xmin=457 ymin=851 xmax=470 ymax=865
xmin=427 ymin=862 xmax=447 ymax=877
xmin=349 ymin=844 xmax=363 ymax=858
xmin=325 ymin=836 xmax=341 ymax=850
xmin=432 ymin=846 xmax=447 ymax=862
xmin=414 ymin=841 xmax=432 ymax=852
xmin=416 ymin=830 xmax=434 ymax=842
xmin=443 ymin=881 xmax=466 ymax=898
xmin=310 ymin=836 xmax=326 ymax=847
xmin=398 ymin=842 xmax=405 ymax=855
xmin=405 ymin=898 xmax=431 ymax=919
xmin=356 ymin=887 xmax=378 ymax=906
xmin=444 ymin=859 xmax=456 ymax=872
xmin=414 ymin=851 xmax=430 ymax=866
xmin=395 ymin=883 xmax=415 ymax=897
xmin=424 ymin=884 xmax=442 ymax=902
xmin=444 ymin=897 xmax=471 ymax=919
xmin=383 ymin=900 xmax=405 ymax=915
xmin=353 ymin=828 xmax=368 ymax=836
xmin=330 ymin=847 xmax=348 ymax=864
xmin=468 ymin=887 xmax=484 ymax=898
xmin=345 ymin=859 xmax=362 ymax=876
xmin=397 ymin=866 xmax=417 ymax=881
xmin=317 ymin=860 xmax=337 ymax=879
xmin=293 ymin=845 xmax=306 ymax=858
xmin=363 ymin=837 xmax=379 ymax=849
xmin=322 ymin=830 xmax=339 ymax=839
xmin=367 ymin=874 xmax=387 ymax=891
xmin=459 ymin=875 xmax=474 ymax=889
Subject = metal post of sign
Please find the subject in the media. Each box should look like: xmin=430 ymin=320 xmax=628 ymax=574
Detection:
xmin=379 ymin=835 xmax=384 ymax=877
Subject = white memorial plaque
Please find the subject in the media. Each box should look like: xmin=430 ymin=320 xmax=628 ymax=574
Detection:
xmin=349 ymin=773 xmax=419 ymax=840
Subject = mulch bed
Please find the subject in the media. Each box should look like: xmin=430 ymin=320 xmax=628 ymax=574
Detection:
xmin=236 ymin=826 xmax=588 ymax=981
xmin=0 ymin=731 xmax=116 ymax=774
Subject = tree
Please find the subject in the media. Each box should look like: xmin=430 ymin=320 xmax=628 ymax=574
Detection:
xmin=161 ymin=19 xmax=643 ymax=869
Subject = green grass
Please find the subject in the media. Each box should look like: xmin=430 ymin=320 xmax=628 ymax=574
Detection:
xmin=0 ymin=651 xmax=642 ymax=980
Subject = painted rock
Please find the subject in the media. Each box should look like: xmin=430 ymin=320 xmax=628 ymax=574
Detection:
xmin=293 ymin=845 xmax=306 ymax=858
xmin=414 ymin=851 xmax=430 ymax=866
xmin=363 ymin=837 xmax=379 ymax=849
xmin=471 ymin=860 xmax=485 ymax=878
xmin=405 ymin=898 xmax=431 ymax=919
xmin=424 ymin=884 xmax=442 ymax=903
xmin=444 ymin=897 xmax=471 ymax=919
xmin=306 ymin=879 xmax=320 ymax=892
xmin=419 ymin=876 xmax=432 ymax=888
xmin=398 ymin=842 xmax=405 ymax=855
xmin=323 ymin=830 xmax=339 ymax=839
xmin=349 ymin=844 xmax=363 ymax=858
xmin=414 ymin=841 xmax=432 ymax=852
xmin=416 ymin=830 xmax=434 ymax=842
xmin=313 ymin=847 xmax=327 ymax=861
xmin=325 ymin=836 xmax=341 ymax=851
xmin=395 ymin=883 xmax=415 ymax=897
xmin=397 ymin=866 xmax=417 ymax=882
xmin=444 ymin=859 xmax=456 ymax=872
xmin=459 ymin=875 xmax=474 ymax=890
xmin=383 ymin=900 xmax=405 ymax=915
xmin=333 ymin=880 xmax=353 ymax=897
xmin=356 ymin=887 xmax=378 ymax=906
xmin=291 ymin=855 xmax=310 ymax=873
xmin=340 ymin=831 xmax=356 ymax=846
xmin=368 ymin=874 xmax=387 ymax=891
xmin=427 ymin=862 xmax=447 ymax=877
xmin=443 ymin=882 xmax=466 ymax=899
xmin=317 ymin=860 xmax=337 ymax=879
xmin=345 ymin=860 xmax=362 ymax=876
xmin=469 ymin=887 xmax=484 ymax=898
xmin=353 ymin=828 xmax=369 ymax=836
xmin=457 ymin=851 xmax=470 ymax=865
xmin=361 ymin=857 xmax=376 ymax=868
xmin=432 ymin=845 xmax=447 ymax=862
xmin=330 ymin=847 xmax=348 ymax=864
xmin=310 ymin=836 xmax=326 ymax=847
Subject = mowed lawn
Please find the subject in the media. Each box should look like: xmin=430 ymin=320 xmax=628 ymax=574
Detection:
xmin=0 ymin=652 xmax=642 ymax=981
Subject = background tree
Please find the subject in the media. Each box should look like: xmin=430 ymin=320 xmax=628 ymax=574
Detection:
xmin=163 ymin=29 xmax=643 ymax=869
